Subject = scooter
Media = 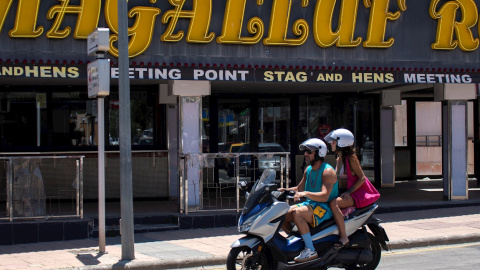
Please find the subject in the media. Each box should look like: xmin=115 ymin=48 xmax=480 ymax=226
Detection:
xmin=227 ymin=169 xmax=389 ymax=270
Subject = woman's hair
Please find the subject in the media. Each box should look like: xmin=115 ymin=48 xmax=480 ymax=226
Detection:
xmin=337 ymin=145 xmax=356 ymax=165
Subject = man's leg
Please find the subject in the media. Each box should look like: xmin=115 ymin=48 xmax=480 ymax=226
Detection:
xmin=292 ymin=206 xmax=314 ymax=235
xmin=292 ymin=206 xmax=318 ymax=262
xmin=282 ymin=207 xmax=295 ymax=234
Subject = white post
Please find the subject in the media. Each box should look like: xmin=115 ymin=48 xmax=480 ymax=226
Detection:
xmin=87 ymin=27 xmax=111 ymax=254
xmin=442 ymin=100 xmax=468 ymax=200
xmin=434 ymin=84 xmax=475 ymax=200
xmin=169 ymin=80 xmax=210 ymax=209
xmin=97 ymin=97 xmax=106 ymax=253
xmin=380 ymin=106 xmax=395 ymax=187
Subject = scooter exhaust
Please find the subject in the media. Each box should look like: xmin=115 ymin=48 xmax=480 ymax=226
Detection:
xmin=281 ymin=249 xmax=372 ymax=270
xmin=335 ymin=249 xmax=373 ymax=264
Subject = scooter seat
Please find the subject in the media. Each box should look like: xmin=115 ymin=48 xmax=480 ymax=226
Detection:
xmin=290 ymin=204 xmax=378 ymax=237
xmin=349 ymin=204 xmax=378 ymax=218
xmin=290 ymin=219 xmax=336 ymax=237
xmin=310 ymin=219 xmax=337 ymax=235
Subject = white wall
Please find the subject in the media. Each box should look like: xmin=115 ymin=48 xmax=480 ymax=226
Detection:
xmin=414 ymin=101 xmax=474 ymax=176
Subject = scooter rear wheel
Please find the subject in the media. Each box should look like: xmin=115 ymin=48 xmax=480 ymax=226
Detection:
xmin=344 ymin=232 xmax=381 ymax=270
xmin=227 ymin=246 xmax=271 ymax=270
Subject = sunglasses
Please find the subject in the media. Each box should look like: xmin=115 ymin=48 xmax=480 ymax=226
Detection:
xmin=303 ymin=149 xmax=313 ymax=154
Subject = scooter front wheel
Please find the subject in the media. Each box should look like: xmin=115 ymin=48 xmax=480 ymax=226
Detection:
xmin=227 ymin=246 xmax=272 ymax=270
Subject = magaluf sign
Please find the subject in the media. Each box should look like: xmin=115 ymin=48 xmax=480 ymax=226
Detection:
xmin=0 ymin=62 xmax=479 ymax=84
xmin=1 ymin=0 xmax=480 ymax=59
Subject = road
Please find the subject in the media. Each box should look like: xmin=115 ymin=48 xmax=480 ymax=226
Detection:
xmin=378 ymin=242 xmax=480 ymax=270
xmin=183 ymin=242 xmax=480 ymax=270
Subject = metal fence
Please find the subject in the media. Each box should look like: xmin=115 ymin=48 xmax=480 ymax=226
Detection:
xmin=180 ymin=152 xmax=290 ymax=214
xmin=0 ymin=156 xmax=84 ymax=221
xmin=416 ymin=135 xmax=442 ymax=147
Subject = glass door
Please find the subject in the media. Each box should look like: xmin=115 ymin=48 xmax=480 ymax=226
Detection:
xmin=258 ymin=98 xmax=290 ymax=151
xmin=218 ymin=99 xmax=251 ymax=147
xmin=350 ymin=98 xmax=376 ymax=182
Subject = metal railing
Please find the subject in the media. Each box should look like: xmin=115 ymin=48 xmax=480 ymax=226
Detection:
xmin=416 ymin=135 xmax=442 ymax=147
xmin=180 ymin=152 xmax=290 ymax=214
xmin=0 ymin=156 xmax=84 ymax=221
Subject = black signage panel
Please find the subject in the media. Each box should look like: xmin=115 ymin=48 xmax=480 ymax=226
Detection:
xmin=0 ymin=63 xmax=479 ymax=84
xmin=0 ymin=63 xmax=480 ymax=84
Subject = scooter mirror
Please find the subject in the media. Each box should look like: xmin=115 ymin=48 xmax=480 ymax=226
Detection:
xmin=239 ymin=180 xmax=248 ymax=190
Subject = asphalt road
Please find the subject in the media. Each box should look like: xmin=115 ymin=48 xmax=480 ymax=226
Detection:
xmin=182 ymin=242 xmax=480 ymax=270
xmin=377 ymin=242 xmax=480 ymax=270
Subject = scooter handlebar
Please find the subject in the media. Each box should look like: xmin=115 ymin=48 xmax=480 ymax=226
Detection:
xmin=272 ymin=190 xmax=295 ymax=201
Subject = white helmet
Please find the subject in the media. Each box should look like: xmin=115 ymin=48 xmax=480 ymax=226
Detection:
xmin=299 ymin=138 xmax=328 ymax=157
xmin=324 ymin=128 xmax=354 ymax=147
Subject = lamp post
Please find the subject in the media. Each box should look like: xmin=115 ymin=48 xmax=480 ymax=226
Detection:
xmin=117 ymin=0 xmax=135 ymax=260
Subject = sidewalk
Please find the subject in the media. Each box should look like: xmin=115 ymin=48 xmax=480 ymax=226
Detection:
xmin=1 ymin=205 xmax=479 ymax=270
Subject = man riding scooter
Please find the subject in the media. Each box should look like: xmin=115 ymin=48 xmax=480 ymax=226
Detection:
xmin=279 ymin=138 xmax=338 ymax=263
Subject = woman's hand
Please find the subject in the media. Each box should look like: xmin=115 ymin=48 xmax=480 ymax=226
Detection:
xmin=340 ymin=192 xmax=350 ymax=200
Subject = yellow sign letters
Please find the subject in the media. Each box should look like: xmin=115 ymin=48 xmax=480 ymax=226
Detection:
xmin=0 ymin=0 xmax=479 ymax=57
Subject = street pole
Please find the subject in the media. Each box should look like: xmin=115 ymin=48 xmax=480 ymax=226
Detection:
xmin=97 ymin=97 xmax=106 ymax=253
xmin=118 ymin=0 xmax=135 ymax=260
xmin=87 ymin=27 xmax=110 ymax=254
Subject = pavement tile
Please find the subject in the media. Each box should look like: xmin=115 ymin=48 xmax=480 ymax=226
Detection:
xmin=465 ymin=222 xmax=480 ymax=228
xmin=402 ymin=221 xmax=456 ymax=229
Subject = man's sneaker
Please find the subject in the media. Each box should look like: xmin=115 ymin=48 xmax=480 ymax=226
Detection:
xmin=294 ymin=248 xmax=318 ymax=263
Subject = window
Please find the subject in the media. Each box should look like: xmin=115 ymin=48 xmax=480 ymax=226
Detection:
xmin=299 ymin=95 xmax=334 ymax=143
xmin=0 ymin=86 xmax=159 ymax=151
xmin=258 ymin=99 xmax=290 ymax=152
xmin=217 ymin=99 xmax=251 ymax=146
xmin=415 ymin=102 xmax=442 ymax=175
xmin=299 ymin=95 xmax=376 ymax=181
xmin=0 ymin=89 xmax=89 ymax=149
xmin=108 ymin=90 xmax=156 ymax=146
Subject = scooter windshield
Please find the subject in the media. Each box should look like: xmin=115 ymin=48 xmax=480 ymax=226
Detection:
xmin=243 ymin=169 xmax=277 ymax=215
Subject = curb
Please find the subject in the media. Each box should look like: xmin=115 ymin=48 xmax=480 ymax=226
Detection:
xmin=73 ymin=256 xmax=226 ymax=270
xmin=388 ymin=233 xmax=480 ymax=250
xmin=71 ymin=234 xmax=480 ymax=270
xmin=376 ymin=201 xmax=480 ymax=214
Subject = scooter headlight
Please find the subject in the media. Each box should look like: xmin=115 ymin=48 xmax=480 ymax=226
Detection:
xmin=238 ymin=213 xmax=258 ymax=233
xmin=238 ymin=204 xmax=269 ymax=233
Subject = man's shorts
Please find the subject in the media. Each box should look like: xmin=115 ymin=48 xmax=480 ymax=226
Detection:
xmin=295 ymin=201 xmax=333 ymax=228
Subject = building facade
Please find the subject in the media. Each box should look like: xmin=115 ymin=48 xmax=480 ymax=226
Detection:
xmin=0 ymin=0 xmax=478 ymax=210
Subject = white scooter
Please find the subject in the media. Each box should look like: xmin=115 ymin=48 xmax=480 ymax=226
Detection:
xmin=227 ymin=169 xmax=389 ymax=270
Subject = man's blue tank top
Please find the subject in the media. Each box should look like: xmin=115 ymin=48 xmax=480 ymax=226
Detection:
xmin=305 ymin=162 xmax=338 ymax=202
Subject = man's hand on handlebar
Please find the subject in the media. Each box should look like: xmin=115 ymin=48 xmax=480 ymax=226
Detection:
xmin=278 ymin=188 xmax=297 ymax=200
xmin=294 ymin=191 xmax=307 ymax=202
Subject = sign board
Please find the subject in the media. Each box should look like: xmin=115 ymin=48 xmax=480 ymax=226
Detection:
xmin=87 ymin=28 xmax=110 ymax=56
xmin=88 ymin=59 xmax=110 ymax=98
